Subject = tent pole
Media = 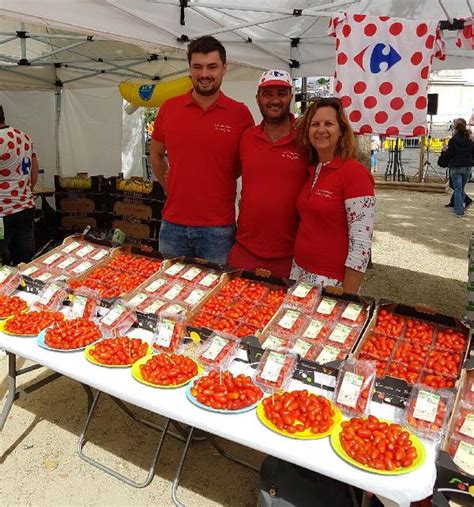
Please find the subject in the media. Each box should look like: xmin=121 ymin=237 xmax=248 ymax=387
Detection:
xmin=19 ymin=23 xmax=26 ymax=61
xmin=55 ymin=85 xmax=62 ymax=175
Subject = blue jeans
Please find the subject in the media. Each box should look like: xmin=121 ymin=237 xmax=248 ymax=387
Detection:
xmin=451 ymin=166 xmax=472 ymax=216
xmin=370 ymin=150 xmax=377 ymax=170
xmin=159 ymin=220 xmax=235 ymax=265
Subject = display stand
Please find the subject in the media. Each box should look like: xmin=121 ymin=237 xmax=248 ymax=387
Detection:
xmin=421 ymin=114 xmax=446 ymax=183
xmin=384 ymin=138 xmax=406 ymax=182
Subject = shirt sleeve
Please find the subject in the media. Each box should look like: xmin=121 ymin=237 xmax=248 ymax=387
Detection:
xmin=342 ymin=160 xmax=376 ymax=273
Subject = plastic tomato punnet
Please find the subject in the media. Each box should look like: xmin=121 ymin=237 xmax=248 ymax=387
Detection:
xmin=463 ymin=375 xmax=474 ymax=405
xmin=290 ymin=338 xmax=324 ymax=361
xmin=311 ymin=343 xmax=349 ymax=364
xmin=452 ymin=402 xmax=474 ymax=441
xmin=0 ymin=266 xmax=22 ymax=295
xmin=447 ymin=435 xmax=474 ymax=475
xmin=163 ymin=261 xmax=187 ymax=278
xmin=312 ymin=296 xmax=344 ymax=321
xmin=325 ymin=322 xmax=360 ymax=349
xmin=268 ymin=308 xmax=307 ymax=338
xmin=197 ymin=332 xmax=240 ymax=370
xmin=180 ymin=286 xmax=211 ymax=310
xmin=334 ymin=359 xmax=376 ymax=417
xmin=299 ymin=318 xmax=331 ymax=342
xmin=142 ymin=276 xmax=169 ymax=295
xmin=358 ymin=353 xmax=388 ymax=377
xmin=99 ymin=301 xmax=137 ymax=337
xmin=69 ymin=288 xmax=100 ymax=319
xmin=338 ymin=301 xmax=368 ymax=326
xmin=32 ymin=282 xmax=68 ymax=312
xmin=161 ymin=282 xmax=187 ymax=302
xmin=284 ymin=281 xmax=320 ymax=312
xmin=254 ymin=349 xmax=297 ymax=393
xmin=152 ymin=313 xmax=186 ymax=353
xmin=403 ymin=384 xmax=454 ymax=441
xmin=260 ymin=332 xmax=292 ymax=351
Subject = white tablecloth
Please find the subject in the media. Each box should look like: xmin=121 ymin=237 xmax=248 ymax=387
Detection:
xmin=0 ymin=292 xmax=437 ymax=506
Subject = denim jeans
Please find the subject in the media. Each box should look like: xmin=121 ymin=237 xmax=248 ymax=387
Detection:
xmin=451 ymin=166 xmax=472 ymax=216
xmin=159 ymin=220 xmax=235 ymax=265
xmin=370 ymin=150 xmax=377 ymax=170
xmin=0 ymin=207 xmax=35 ymax=266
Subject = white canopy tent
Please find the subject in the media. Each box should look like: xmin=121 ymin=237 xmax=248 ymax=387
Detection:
xmin=0 ymin=0 xmax=471 ymax=184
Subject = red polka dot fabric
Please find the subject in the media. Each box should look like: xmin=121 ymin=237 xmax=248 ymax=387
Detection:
xmin=0 ymin=127 xmax=36 ymax=216
xmin=328 ymin=14 xmax=446 ymax=136
xmin=455 ymin=16 xmax=474 ymax=49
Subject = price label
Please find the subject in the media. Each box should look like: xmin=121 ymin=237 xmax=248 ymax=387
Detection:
xmin=412 ymin=390 xmax=440 ymax=423
xmin=165 ymin=304 xmax=185 ymax=316
xmin=292 ymin=282 xmax=313 ymax=298
xmin=57 ymin=257 xmax=76 ymax=270
xmin=165 ymin=262 xmax=185 ymax=276
xmin=37 ymin=272 xmax=53 ymax=282
xmin=22 ymin=266 xmax=39 ymax=276
xmin=342 ymin=303 xmax=364 ymax=321
xmin=302 ymin=319 xmax=325 ymax=339
xmin=181 ymin=266 xmax=202 ymax=281
xmin=144 ymin=299 xmax=166 ymax=314
xmin=145 ymin=278 xmax=167 ymax=293
xmin=76 ymin=245 xmax=95 ymax=258
xmin=262 ymin=335 xmax=285 ymax=350
xmin=42 ymin=252 xmax=61 ymax=265
xmin=328 ymin=323 xmax=352 ymax=344
xmin=202 ymin=335 xmax=229 ymax=361
xmin=91 ymin=249 xmax=108 ymax=261
xmin=0 ymin=266 xmax=14 ymax=283
xmin=163 ymin=284 xmax=185 ymax=301
xmin=38 ymin=284 xmax=61 ymax=306
xmin=72 ymin=295 xmax=88 ymax=318
xmin=278 ymin=310 xmax=299 ymax=330
xmin=200 ymin=272 xmax=219 ymax=287
xmin=184 ymin=289 xmax=206 ymax=306
xmin=316 ymin=345 xmax=340 ymax=365
xmin=72 ymin=261 xmax=93 ymax=274
xmin=101 ymin=305 xmax=126 ymax=326
xmin=155 ymin=318 xmax=175 ymax=348
xmin=291 ymin=339 xmax=312 ymax=358
xmin=316 ymin=297 xmax=337 ymax=315
xmin=453 ymin=441 xmax=474 ymax=475
xmin=62 ymin=241 xmax=81 ymax=253
xmin=128 ymin=293 xmax=148 ymax=307
xmin=460 ymin=414 xmax=474 ymax=439
xmin=337 ymin=372 xmax=363 ymax=408
xmin=260 ymin=351 xmax=286 ymax=382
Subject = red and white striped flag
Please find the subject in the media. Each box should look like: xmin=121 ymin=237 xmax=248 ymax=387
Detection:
xmin=456 ymin=16 xmax=474 ymax=49
xmin=329 ymin=14 xmax=445 ymax=136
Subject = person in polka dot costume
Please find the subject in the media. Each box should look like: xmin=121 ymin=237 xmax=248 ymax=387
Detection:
xmin=0 ymin=105 xmax=38 ymax=265
xmin=291 ymin=98 xmax=375 ymax=293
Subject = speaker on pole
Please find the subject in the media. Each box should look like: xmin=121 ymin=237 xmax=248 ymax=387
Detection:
xmin=427 ymin=93 xmax=438 ymax=115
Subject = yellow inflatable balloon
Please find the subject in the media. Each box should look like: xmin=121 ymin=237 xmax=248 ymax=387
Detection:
xmin=119 ymin=76 xmax=192 ymax=108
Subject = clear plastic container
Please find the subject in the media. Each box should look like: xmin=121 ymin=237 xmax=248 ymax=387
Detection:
xmin=463 ymin=375 xmax=474 ymax=405
xmin=180 ymin=286 xmax=211 ymax=309
xmin=325 ymin=322 xmax=361 ymax=349
xmin=0 ymin=266 xmax=22 ymax=295
xmin=197 ymin=332 xmax=240 ymax=370
xmin=260 ymin=332 xmax=292 ymax=351
xmin=32 ymin=282 xmax=68 ymax=312
xmin=284 ymin=281 xmax=320 ymax=312
xmin=299 ymin=317 xmax=331 ymax=342
xmin=196 ymin=270 xmax=221 ymax=289
xmin=99 ymin=301 xmax=137 ymax=337
xmin=311 ymin=342 xmax=349 ymax=364
xmin=163 ymin=261 xmax=187 ymax=278
xmin=403 ymin=384 xmax=454 ymax=441
xmin=452 ymin=401 xmax=474 ymax=441
xmin=338 ymin=301 xmax=368 ymax=326
xmin=358 ymin=352 xmax=388 ymax=377
xmin=160 ymin=302 xmax=187 ymax=318
xmin=161 ymin=282 xmax=187 ymax=302
xmin=334 ymin=358 xmax=376 ymax=417
xmin=141 ymin=276 xmax=169 ymax=295
xmin=447 ymin=436 xmax=474 ymax=476
xmin=254 ymin=349 xmax=297 ymax=393
xmin=267 ymin=308 xmax=307 ymax=338
xmin=290 ymin=337 xmax=323 ymax=361
xmin=69 ymin=288 xmax=100 ymax=319
xmin=312 ymin=296 xmax=344 ymax=321
xmin=152 ymin=313 xmax=186 ymax=353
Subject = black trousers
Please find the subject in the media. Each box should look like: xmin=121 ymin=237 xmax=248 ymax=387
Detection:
xmin=0 ymin=207 xmax=35 ymax=266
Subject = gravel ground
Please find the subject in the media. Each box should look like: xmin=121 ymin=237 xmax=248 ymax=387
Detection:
xmin=1 ymin=185 xmax=472 ymax=506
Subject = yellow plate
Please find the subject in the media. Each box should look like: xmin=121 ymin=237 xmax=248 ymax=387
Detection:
xmin=0 ymin=317 xmax=39 ymax=337
xmin=330 ymin=419 xmax=426 ymax=475
xmin=256 ymin=397 xmax=343 ymax=440
xmin=131 ymin=355 xmax=203 ymax=389
xmin=84 ymin=342 xmax=153 ymax=368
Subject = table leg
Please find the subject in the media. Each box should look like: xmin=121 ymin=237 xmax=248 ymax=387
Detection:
xmin=76 ymin=390 xmax=171 ymax=488
xmin=171 ymin=426 xmax=195 ymax=507
xmin=0 ymin=352 xmax=17 ymax=431
xmin=207 ymin=435 xmax=259 ymax=473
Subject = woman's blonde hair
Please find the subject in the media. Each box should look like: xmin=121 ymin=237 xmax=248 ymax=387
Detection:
xmin=296 ymin=98 xmax=357 ymax=164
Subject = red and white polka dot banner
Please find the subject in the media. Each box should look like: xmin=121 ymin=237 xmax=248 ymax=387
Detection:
xmin=329 ymin=14 xmax=445 ymax=136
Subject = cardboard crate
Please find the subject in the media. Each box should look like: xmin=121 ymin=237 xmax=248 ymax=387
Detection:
xmin=434 ymin=358 xmax=474 ymax=506
xmin=111 ymin=194 xmax=163 ymax=221
xmin=115 ymin=177 xmax=165 ymax=200
xmin=112 ymin=217 xmax=160 ymax=240
xmin=55 ymin=192 xmax=111 ymax=213
xmin=353 ymin=301 xmax=472 ymax=408
xmin=54 ymin=174 xmax=116 ymax=193
xmin=60 ymin=212 xmax=111 ymax=232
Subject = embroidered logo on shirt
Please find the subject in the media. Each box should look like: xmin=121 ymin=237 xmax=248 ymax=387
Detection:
xmin=314 ymin=189 xmax=333 ymax=199
xmin=281 ymin=150 xmax=300 ymax=160
xmin=214 ymin=123 xmax=232 ymax=133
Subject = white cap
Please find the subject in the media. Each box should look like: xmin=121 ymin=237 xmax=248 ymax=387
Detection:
xmin=258 ymin=70 xmax=293 ymax=89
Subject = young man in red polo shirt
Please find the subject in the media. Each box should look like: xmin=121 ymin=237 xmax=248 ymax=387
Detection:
xmin=227 ymin=70 xmax=308 ymax=277
xmin=150 ymin=36 xmax=253 ymax=264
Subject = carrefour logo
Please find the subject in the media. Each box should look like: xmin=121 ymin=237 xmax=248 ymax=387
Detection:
xmin=354 ymin=43 xmax=401 ymax=73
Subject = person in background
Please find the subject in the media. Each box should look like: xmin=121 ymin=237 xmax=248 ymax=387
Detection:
xmin=150 ymin=36 xmax=254 ymax=264
xmin=370 ymin=135 xmax=380 ymax=173
xmin=291 ymin=98 xmax=375 ymax=293
xmin=0 ymin=105 xmax=38 ymax=265
xmin=445 ymin=118 xmax=474 ymax=217
xmin=227 ymin=70 xmax=308 ymax=277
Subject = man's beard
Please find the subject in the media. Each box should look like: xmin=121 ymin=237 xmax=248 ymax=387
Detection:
xmin=260 ymin=104 xmax=291 ymax=124
xmin=194 ymin=78 xmax=221 ymax=96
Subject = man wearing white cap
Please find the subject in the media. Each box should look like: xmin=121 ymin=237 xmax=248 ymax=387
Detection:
xmin=228 ymin=70 xmax=308 ymax=277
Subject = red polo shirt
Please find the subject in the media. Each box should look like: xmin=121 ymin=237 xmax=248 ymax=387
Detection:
xmin=235 ymin=119 xmax=309 ymax=258
xmin=152 ymin=90 xmax=253 ymax=226
xmin=294 ymin=157 xmax=374 ymax=281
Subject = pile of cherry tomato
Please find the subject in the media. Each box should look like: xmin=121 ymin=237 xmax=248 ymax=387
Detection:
xmin=190 ymin=371 xmax=263 ymax=410
xmin=339 ymin=416 xmax=418 ymax=471
xmin=262 ymin=390 xmax=336 ymax=434
xmin=139 ymin=353 xmax=198 ymax=386
xmin=0 ymin=295 xmax=27 ymax=318
xmin=373 ymin=309 xmax=405 ymax=338
xmin=44 ymin=318 xmax=101 ymax=350
xmin=5 ymin=310 xmax=64 ymax=335
xmin=89 ymin=337 xmax=148 ymax=365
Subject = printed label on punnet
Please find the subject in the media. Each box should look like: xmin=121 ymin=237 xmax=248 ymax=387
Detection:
xmin=22 ymin=266 xmax=39 ymax=276
xmin=291 ymin=339 xmax=312 ymax=358
xmin=337 ymin=372 xmax=363 ymax=408
xmin=316 ymin=297 xmax=337 ymax=315
xmin=37 ymin=272 xmax=53 ymax=282
xmin=101 ymin=305 xmax=126 ymax=326
xmin=72 ymin=261 xmax=93 ymax=274
xmin=202 ymin=335 xmax=228 ymax=361
xmin=91 ymin=249 xmax=108 ymax=261
xmin=184 ymin=289 xmax=206 ymax=306
xmin=262 ymin=335 xmax=285 ymax=350
xmin=328 ymin=323 xmax=352 ymax=344
xmin=144 ymin=299 xmax=166 ymax=314
xmin=0 ymin=266 xmax=14 ymax=283
xmin=145 ymin=278 xmax=167 ymax=293
xmin=260 ymin=351 xmax=286 ymax=383
xmin=128 ymin=293 xmax=148 ymax=307
xmin=155 ymin=319 xmax=175 ymax=347
xmin=181 ymin=266 xmax=202 ymax=281
xmin=278 ymin=310 xmax=299 ymax=330
xmin=453 ymin=441 xmax=474 ymax=475
xmin=200 ymin=273 xmax=219 ymax=287
xmin=72 ymin=295 xmax=88 ymax=318
xmin=412 ymin=390 xmax=440 ymax=423
xmin=303 ymin=319 xmax=324 ymax=339
xmin=57 ymin=257 xmax=76 ymax=270
xmin=42 ymin=252 xmax=61 ymax=265
xmin=76 ymin=244 xmax=95 ymax=258
xmin=341 ymin=303 xmax=364 ymax=321
xmin=38 ymin=284 xmax=61 ymax=305
xmin=62 ymin=241 xmax=81 ymax=253
xmin=316 ymin=345 xmax=341 ymax=364
xmin=292 ymin=282 xmax=313 ymax=298
xmin=460 ymin=413 xmax=474 ymax=439
xmin=163 ymin=284 xmax=185 ymax=301
xmin=165 ymin=262 xmax=186 ymax=276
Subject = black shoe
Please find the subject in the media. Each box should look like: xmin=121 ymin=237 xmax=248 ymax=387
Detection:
xmin=444 ymin=203 xmax=454 ymax=208
xmin=465 ymin=201 xmax=473 ymax=211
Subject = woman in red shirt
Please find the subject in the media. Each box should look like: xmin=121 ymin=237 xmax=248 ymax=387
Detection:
xmin=291 ymin=98 xmax=375 ymax=293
